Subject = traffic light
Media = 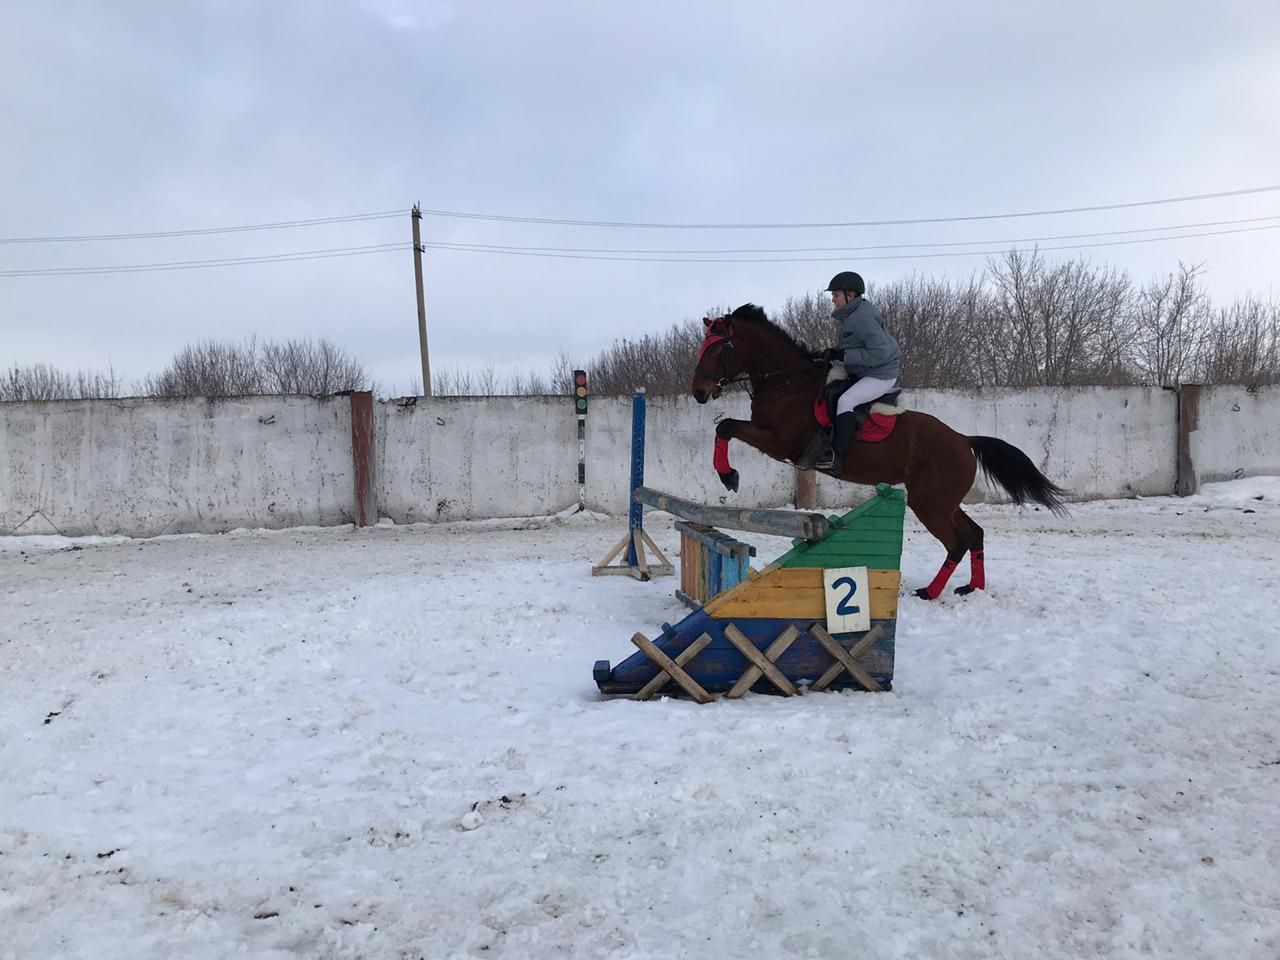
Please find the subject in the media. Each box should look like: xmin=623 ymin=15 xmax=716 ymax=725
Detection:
xmin=573 ymin=369 xmax=588 ymax=415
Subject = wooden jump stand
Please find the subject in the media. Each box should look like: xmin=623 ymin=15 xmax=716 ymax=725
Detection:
xmin=592 ymin=392 xmax=906 ymax=702
xmin=591 ymin=392 xmax=674 ymax=581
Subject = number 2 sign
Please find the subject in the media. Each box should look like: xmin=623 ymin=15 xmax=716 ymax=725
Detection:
xmin=823 ymin=566 xmax=871 ymax=633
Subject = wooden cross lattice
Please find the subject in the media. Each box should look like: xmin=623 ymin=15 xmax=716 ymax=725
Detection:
xmin=629 ymin=632 xmax=713 ymax=703
xmin=724 ymin=624 xmax=800 ymax=698
xmin=809 ymin=623 xmax=885 ymax=692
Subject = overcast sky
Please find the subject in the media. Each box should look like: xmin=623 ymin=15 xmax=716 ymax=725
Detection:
xmin=3 ymin=1 xmax=1278 ymax=394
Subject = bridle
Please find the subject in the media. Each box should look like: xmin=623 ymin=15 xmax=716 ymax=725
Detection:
xmin=694 ymin=316 xmax=822 ymax=399
xmin=693 ymin=318 xmax=741 ymax=390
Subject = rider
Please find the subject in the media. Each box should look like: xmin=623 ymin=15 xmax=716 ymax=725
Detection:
xmin=813 ymin=270 xmax=902 ymax=473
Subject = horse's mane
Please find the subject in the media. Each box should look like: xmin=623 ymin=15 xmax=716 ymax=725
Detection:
xmin=729 ymin=303 xmax=818 ymax=356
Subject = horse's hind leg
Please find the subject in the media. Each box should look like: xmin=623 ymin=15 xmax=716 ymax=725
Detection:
xmin=952 ymin=509 xmax=985 ymax=596
xmin=908 ymin=499 xmax=969 ymax=601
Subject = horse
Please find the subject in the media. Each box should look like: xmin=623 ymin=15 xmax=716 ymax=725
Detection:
xmin=691 ymin=303 xmax=1067 ymax=600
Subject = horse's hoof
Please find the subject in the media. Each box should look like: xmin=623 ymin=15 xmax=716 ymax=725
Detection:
xmin=914 ymin=587 xmax=935 ymax=601
xmin=718 ymin=470 xmax=740 ymax=493
xmin=954 ymin=585 xmax=977 ymax=596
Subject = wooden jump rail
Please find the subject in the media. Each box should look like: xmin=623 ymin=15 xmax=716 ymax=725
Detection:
xmin=594 ymin=392 xmax=827 ymax=582
xmin=632 ymin=486 xmax=829 ymax=542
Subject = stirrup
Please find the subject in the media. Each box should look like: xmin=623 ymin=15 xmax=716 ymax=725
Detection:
xmin=795 ymin=428 xmax=833 ymax=470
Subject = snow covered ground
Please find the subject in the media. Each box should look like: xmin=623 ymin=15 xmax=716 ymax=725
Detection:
xmin=2 ymin=480 xmax=1279 ymax=960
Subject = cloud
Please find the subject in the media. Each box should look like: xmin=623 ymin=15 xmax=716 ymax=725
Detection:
xmin=1 ymin=0 xmax=1278 ymax=391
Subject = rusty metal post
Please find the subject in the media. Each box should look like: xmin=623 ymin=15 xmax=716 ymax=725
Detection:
xmin=1176 ymin=384 xmax=1201 ymax=497
xmin=350 ymin=391 xmax=376 ymax=525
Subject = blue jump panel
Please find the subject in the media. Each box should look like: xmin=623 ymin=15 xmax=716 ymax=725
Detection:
xmin=596 ymin=609 xmax=896 ymax=695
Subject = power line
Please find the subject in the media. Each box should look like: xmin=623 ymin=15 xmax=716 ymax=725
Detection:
xmin=423 ymin=222 xmax=1280 ymax=263
xmin=423 ymin=214 xmax=1280 ymax=256
xmin=418 ymin=184 xmax=1280 ymax=230
xmin=0 ymin=210 xmax=405 ymax=245
xmin=0 ymin=243 xmax=410 ymax=277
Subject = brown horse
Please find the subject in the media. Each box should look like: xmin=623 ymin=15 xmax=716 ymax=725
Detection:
xmin=691 ymin=303 xmax=1067 ymax=599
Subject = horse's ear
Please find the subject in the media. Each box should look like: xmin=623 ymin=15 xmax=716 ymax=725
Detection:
xmin=703 ymin=317 xmax=714 ymax=329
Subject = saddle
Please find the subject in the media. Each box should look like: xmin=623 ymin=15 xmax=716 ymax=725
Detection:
xmin=813 ymin=379 xmax=903 ymax=430
xmin=796 ymin=379 xmax=904 ymax=469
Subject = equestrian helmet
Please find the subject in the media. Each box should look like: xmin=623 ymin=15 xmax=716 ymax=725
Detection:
xmin=826 ymin=271 xmax=865 ymax=296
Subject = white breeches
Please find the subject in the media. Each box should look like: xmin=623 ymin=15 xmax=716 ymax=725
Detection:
xmin=836 ymin=376 xmax=898 ymax=416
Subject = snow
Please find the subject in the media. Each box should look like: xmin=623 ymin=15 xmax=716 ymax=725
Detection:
xmin=2 ymin=480 xmax=1279 ymax=959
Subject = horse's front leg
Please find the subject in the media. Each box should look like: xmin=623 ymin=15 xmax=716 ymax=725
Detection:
xmin=713 ymin=418 xmax=788 ymax=492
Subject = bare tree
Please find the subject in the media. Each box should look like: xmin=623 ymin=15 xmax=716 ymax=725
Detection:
xmin=1132 ymin=262 xmax=1207 ymax=385
xmin=776 ymin=291 xmax=831 ymax=350
xmin=873 ymin=274 xmax=989 ymax=388
xmin=140 ymin=338 xmax=263 ymax=397
xmin=260 ymin=337 xmax=369 ymax=395
xmin=548 ymin=348 xmax=578 ymax=394
xmin=432 ymin=364 xmax=472 ymax=396
xmin=986 ymin=250 xmax=1133 ymax=386
xmin=505 ymin=367 xmax=551 ymax=395
xmin=1200 ymin=296 xmax=1280 ymax=385
xmin=578 ymin=318 xmax=708 ymax=396
xmin=475 ymin=362 xmax=498 ymax=397
xmin=141 ymin=336 xmax=367 ymax=397
xmin=0 ymin=363 xmax=123 ymax=401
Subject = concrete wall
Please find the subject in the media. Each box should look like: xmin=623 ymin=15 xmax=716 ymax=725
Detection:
xmin=377 ymin=396 xmax=578 ymax=523
xmin=1 ymin=386 xmax=1274 ymax=538
xmin=0 ymin=396 xmax=355 ymax=537
xmin=583 ymin=393 xmax=798 ymax=515
xmin=586 ymin=387 xmax=1179 ymax=514
xmin=1190 ymin=385 xmax=1280 ymax=484
xmin=894 ymin=386 xmax=1177 ymax=504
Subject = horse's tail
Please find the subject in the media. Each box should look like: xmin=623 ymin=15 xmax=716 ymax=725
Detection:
xmin=969 ymin=436 xmax=1069 ymax=515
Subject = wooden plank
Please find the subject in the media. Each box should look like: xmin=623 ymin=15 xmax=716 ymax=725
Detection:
xmin=709 ymin=592 xmax=898 ymax=622
xmin=792 ymin=538 xmax=904 ymax=555
xmin=674 ymin=521 xmax=753 ymax=557
xmin=679 ymin=529 xmax=696 ymax=598
xmin=632 ymin=530 xmax=649 ymax=577
xmin=639 ymin=530 xmax=674 ymax=576
xmin=780 ymin=550 xmax=902 ymax=571
xmin=634 ymin=632 xmax=714 ymax=701
xmin=634 ymin=487 xmax=829 ymax=541
xmin=810 ymin=624 xmax=885 ymax=692
xmin=591 ymin=531 xmax=633 ymax=573
xmin=719 ymin=569 xmax=895 ymax=591
xmin=629 ymin=633 xmax=713 ymax=703
xmin=727 ymin=625 xmax=800 ymax=698
xmin=723 ymin=624 xmax=797 ymax=696
xmin=732 ymin=568 xmax=900 ymax=591
xmin=700 ymin=557 xmax=788 ymax=617
xmin=823 ymin=516 xmax=907 ymax=533
xmin=708 ymin=569 xmax=900 ymax=621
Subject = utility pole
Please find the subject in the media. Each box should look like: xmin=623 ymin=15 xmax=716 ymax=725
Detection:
xmin=411 ymin=204 xmax=431 ymax=397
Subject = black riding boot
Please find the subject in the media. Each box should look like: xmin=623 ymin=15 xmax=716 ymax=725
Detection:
xmin=814 ymin=410 xmax=862 ymax=473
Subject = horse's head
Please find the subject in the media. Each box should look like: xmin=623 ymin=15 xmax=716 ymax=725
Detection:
xmin=691 ymin=308 xmax=758 ymax=403
xmin=692 ymin=316 xmax=736 ymax=403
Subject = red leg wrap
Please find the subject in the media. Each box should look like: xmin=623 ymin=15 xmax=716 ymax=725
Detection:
xmin=713 ymin=437 xmax=732 ymax=474
xmin=922 ymin=558 xmax=959 ymax=600
xmin=968 ymin=550 xmax=985 ymax=591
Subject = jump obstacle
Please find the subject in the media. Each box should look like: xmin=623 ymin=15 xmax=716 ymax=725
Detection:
xmin=592 ymin=392 xmax=906 ymax=701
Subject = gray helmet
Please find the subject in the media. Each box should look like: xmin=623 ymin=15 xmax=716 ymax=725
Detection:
xmin=826 ymin=271 xmax=865 ymax=296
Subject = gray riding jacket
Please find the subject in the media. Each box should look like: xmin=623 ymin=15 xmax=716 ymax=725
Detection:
xmin=834 ymin=297 xmax=902 ymax=381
